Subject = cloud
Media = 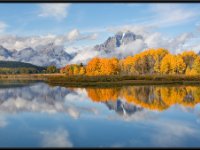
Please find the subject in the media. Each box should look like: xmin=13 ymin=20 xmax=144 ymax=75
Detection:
xmin=149 ymin=4 xmax=197 ymax=27
xmin=67 ymin=29 xmax=80 ymax=41
xmin=0 ymin=21 xmax=7 ymax=33
xmin=86 ymin=4 xmax=198 ymax=35
xmin=41 ymin=128 xmax=73 ymax=147
xmin=0 ymin=83 xmax=100 ymax=119
xmin=67 ymin=107 xmax=80 ymax=119
xmin=108 ymin=109 xmax=157 ymax=122
xmin=151 ymin=121 xmax=199 ymax=146
xmin=68 ymin=28 xmax=198 ymax=64
xmin=142 ymin=32 xmax=192 ymax=54
xmin=69 ymin=46 xmax=101 ymax=64
xmin=66 ymin=29 xmax=98 ymax=42
xmin=38 ymin=4 xmax=71 ymax=20
xmin=112 ymin=28 xmax=196 ymax=56
xmin=114 ymin=39 xmax=147 ymax=57
xmin=0 ymin=34 xmax=63 ymax=51
xmin=0 ymin=4 xmax=199 ymax=66
xmin=0 ymin=29 xmax=98 ymax=51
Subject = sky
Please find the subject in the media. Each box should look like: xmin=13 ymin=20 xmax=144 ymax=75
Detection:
xmin=0 ymin=3 xmax=200 ymax=54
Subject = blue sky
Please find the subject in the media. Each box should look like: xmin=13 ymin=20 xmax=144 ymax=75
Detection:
xmin=0 ymin=3 xmax=199 ymax=35
xmin=0 ymin=3 xmax=200 ymax=53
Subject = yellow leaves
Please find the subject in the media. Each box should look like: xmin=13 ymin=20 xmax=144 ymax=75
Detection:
xmin=181 ymin=50 xmax=197 ymax=69
xmin=86 ymin=57 xmax=119 ymax=76
xmin=86 ymin=88 xmax=119 ymax=102
xmin=86 ymin=57 xmax=101 ymax=76
xmin=61 ymin=48 xmax=198 ymax=76
xmin=61 ymin=64 xmax=86 ymax=76
xmin=79 ymin=67 xmax=86 ymax=75
xmin=123 ymin=56 xmax=135 ymax=66
xmin=192 ymin=56 xmax=200 ymax=74
xmin=160 ymin=54 xmax=186 ymax=74
xmin=175 ymin=55 xmax=186 ymax=74
xmin=73 ymin=65 xmax=79 ymax=75
xmin=160 ymin=54 xmax=175 ymax=74
xmin=181 ymin=51 xmax=197 ymax=58
xmin=185 ymin=67 xmax=197 ymax=75
xmin=120 ymin=48 xmax=169 ymax=75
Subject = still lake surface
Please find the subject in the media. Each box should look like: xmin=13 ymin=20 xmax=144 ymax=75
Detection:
xmin=0 ymin=81 xmax=200 ymax=147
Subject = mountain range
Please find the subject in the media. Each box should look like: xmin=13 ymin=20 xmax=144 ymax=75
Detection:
xmin=94 ymin=31 xmax=143 ymax=53
xmin=0 ymin=31 xmax=143 ymax=67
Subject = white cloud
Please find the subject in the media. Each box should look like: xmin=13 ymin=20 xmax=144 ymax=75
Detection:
xmin=0 ymin=83 xmax=100 ymax=119
xmin=108 ymin=109 xmax=157 ymax=122
xmin=69 ymin=47 xmax=100 ymax=64
xmin=41 ymin=128 xmax=73 ymax=147
xmin=86 ymin=4 xmax=198 ymax=35
xmin=67 ymin=107 xmax=80 ymax=119
xmin=151 ymin=121 xmax=199 ymax=146
xmin=115 ymin=39 xmax=147 ymax=57
xmin=67 ymin=29 xmax=80 ymax=41
xmin=0 ymin=35 xmax=63 ymax=51
xmin=149 ymin=4 xmax=197 ymax=27
xmin=38 ymin=4 xmax=71 ymax=20
xmin=0 ymin=29 xmax=98 ymax=51
xmin=0 ymin=21 xmax=7 ymax=33
xmin=66 ymin=29 xmax=98 ymax=42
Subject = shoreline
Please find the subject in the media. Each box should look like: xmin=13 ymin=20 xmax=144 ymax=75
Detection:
xmin=1 ymin=74 xmax=200 ymax=87
xmin=47 ymin=80 xmax=200 ymax=88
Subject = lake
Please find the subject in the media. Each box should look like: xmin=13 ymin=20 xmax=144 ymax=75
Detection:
xmin=0 ymin=81 xmax=200 ymax=147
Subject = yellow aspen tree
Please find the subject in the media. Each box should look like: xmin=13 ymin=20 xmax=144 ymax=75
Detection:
xmin=79 ymin=67 xmax=86 ymax=75
xmin=181 ymin=51 xmax=197 ymax=69
xmin=192 ymin=56 xmax=200 ymax=74
xmin=175 ymin=55 xmax=186 ymax=74
xmin=86 ymin=57 xmax=101 ymax=76
xmin=73 ymin=65 xmax=79 ymax=75
xmin=160 ymin=54 xmax=174 ymax=74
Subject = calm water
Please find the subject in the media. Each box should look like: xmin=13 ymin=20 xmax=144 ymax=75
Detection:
xmin=0 ymin=81 xmax=200 ymax=147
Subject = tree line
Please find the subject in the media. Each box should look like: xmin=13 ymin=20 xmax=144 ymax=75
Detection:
xmin=60 ymin=48 xmax=200 ymax=76
xmin=0 ymin=66 xmax=60 ymax=74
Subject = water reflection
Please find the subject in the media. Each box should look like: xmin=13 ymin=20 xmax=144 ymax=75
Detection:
xmin=0 ymin=83 xmax=101 ymax=120
xmin=85 ymin=86 xmax=200 ymax=111
xmin=0 ymin=82 xmax=200 ymax=147
xmin=40 ymin=128 xmax=73 ymax=147
xmin=0 ymin=83 xmax=200 ymax=116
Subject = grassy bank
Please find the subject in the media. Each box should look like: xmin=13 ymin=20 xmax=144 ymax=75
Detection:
xmin=46 ymin=74 xmax=200 ymax=87
xmin=1 ymin=74 xmax=200 ymax=87
xmin=0 ymin=73 xmax=62 ymax=81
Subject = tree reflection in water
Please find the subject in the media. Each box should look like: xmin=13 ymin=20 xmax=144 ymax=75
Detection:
xmin=0 ymin=82 xmax=200 ymax=118
xmin=85 ymin=86 xmax=200 ymax=111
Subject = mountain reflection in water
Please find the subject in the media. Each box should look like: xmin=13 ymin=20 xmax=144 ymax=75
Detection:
xmin=0 ymin=83 xmax=199 ymax=116
xmin=0 ymin=82 xmax=200 ymax=147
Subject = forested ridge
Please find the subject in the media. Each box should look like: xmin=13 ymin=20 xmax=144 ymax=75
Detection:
xmin=0 ymin=61 xmax=44 ymax=69
xmin=0 ymin=61 xmax=45 ymax=74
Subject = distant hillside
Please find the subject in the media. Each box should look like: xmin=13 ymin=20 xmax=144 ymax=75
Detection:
xmin=0 ymin=61 xmax=46 ymax=74
xmin=0 ymin=60 xmax=44 ymax=68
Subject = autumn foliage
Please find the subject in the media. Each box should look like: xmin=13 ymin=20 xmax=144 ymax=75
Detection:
xmin=60 ymin=63 xmax=86 ymax=76
xmin=60 ymin=48 xmax=200 ymax=76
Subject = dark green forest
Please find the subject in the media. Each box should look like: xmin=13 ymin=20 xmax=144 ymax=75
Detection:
xmin=0 ymin=61 xmax=45 ymax=74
